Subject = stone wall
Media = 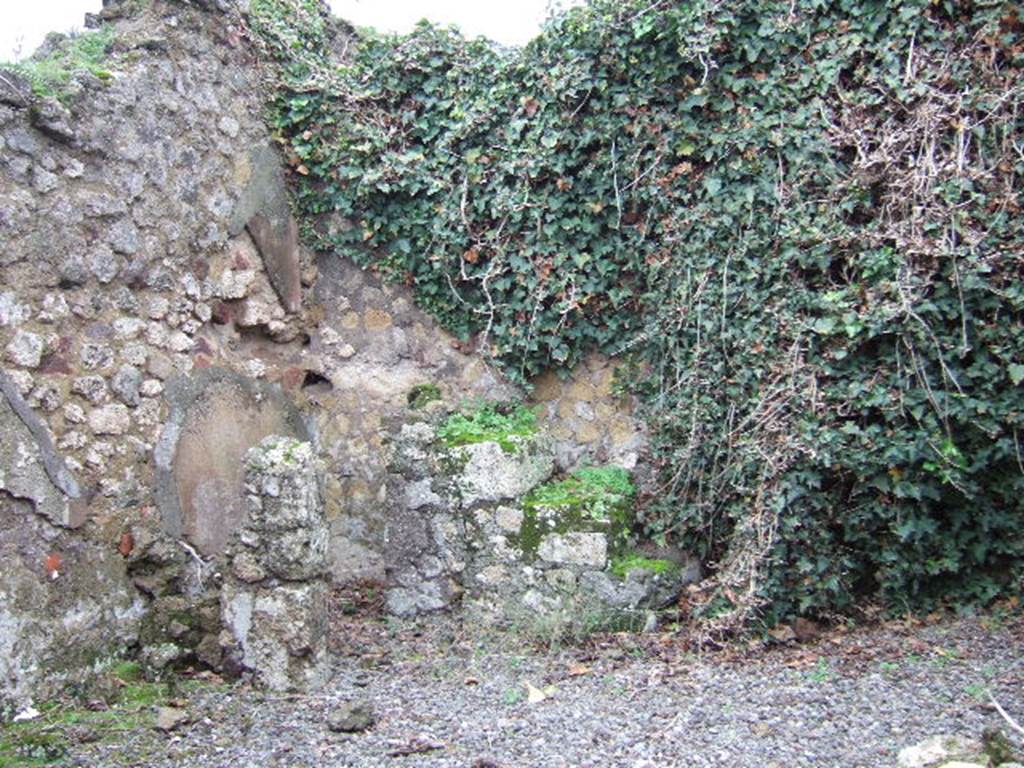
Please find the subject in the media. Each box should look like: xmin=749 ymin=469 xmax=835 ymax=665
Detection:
xmin=0 ymin=0 xmax=650 ymax=709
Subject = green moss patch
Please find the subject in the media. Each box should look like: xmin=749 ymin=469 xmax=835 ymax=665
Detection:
xmin=0 ymin=673 xmax=222 ymax=767
xmin=1 ymin=26 xmax=115 ymax=103
xmin=407 ymin=383 xmax=442 ymax=410
xmin=514 ymin=466 xmax=636 ymax=559
xmin=436 ymin=403 xmax=538 ymax=453
xmin=610 ymin=553 xmax=680 ymax=579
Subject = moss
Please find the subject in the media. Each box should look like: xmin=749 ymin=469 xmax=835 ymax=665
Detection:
xmin=513 ymin=466 xmax=636 ymax=560
xmin=436 ymin=402 xmax=538 ymax=453
xmin=610 ymin=553 xmax=680 ymax=579
xmin=0 ymin=673 xmax=226 ymax=767
xmin=407 ymin=383 xmax=442 ymax=410
xmin=1 ymin=26 xmax=116 ymax=103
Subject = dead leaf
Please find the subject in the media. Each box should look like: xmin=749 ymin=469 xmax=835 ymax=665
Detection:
xmin=567 ymin=663 xmax=592 ymax=677
xmin=463 ymin=247 xmax=480 ymax=264
xmin=525 ymin=681 xmax=547 ymax=704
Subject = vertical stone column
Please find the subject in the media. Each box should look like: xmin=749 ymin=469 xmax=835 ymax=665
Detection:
xmin=220 ymin=436 xmax=329 ymax=692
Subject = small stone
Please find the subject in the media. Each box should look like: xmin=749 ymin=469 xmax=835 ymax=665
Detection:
xmin=231 ymin=551 xmax=266 ymax=583
xmin=88 ymin=404 xmax=131 ymax=435
xmin=90 ymin=245 xmax=122 ymax=284
xmin=5 ymin=329 xmax=43 ymax=368
xmin=326 ymin=700 xmax=375 ymax=733
xmin=217 ymin=115 xmax=240 ymax=138
xmin=72 ymin=375 xmax=108 ymax=404
xmin=0 ymin=293 xmax=30 ymax=326
xmin=146 ymin=296 xmax=170 ymax=320
xmin=155 ymin=706 xmax=188 ymax=732
xmin=111 ymin=364 xmax=143 ymax=407
xmin=79 ymin=342 xmax=114 ymax=370
xmin=337 ymin=343 xmax=356 ymax=359
xmin=147 ymin=351 xmax=175 ymax=380
xmin=494 ymin=506 xmax=524 ymax=533
xmin=107 ymin=219 xmax=140 ymax=255
xmin=167 ymin=331 xmax=194 ymax=353
xmin=140 ymin=379 xmax=163 ymax=397
xmin=537 ymin=532 xmax=607 ymax=568
xmin=63 ymin=403 xmax=86 ymax=424
xmin=38 ymin=293 xmax=69 ymax=323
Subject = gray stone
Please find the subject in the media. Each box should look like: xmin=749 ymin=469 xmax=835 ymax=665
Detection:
xmin=0 ymin=293 xmax=30 ymax=326
xmin=0 ymin=492 xmax=141 ymax=716
xmin=111 ymin=364 xmax=143 ymax=406
xmin=405 ymin=478 xmax=441 ymax=510
xmin=452 ymin=438 xmax=554 ymax=507
xmin=79 ymin=342 xmax=114 ymax=370
xmin=155 ymin=706 xmax=189 ymax=732
xmin=88 ymin=404 xmax=131 ymax=435
xmin=229 ymin=145 xmax=302 ymax=313
xmin=327 ymin=700 xmax=375 ymax=733
xmin=72 ymin=375 xmax=108 ymax=404
xmin=29 ymin=97 xmax=75 ymax=143
xmin=0 ymin=373 xmax=81 ymax=527
xmin=538 ymin=532 xmax=607 ymax=568
xmin=385 ymin=583 xmax=449 ymax=618
xmin=107 ymin=219 xmax=141 ymax=255
xmin=4 ymin=330 xmax=43 ymax=368
xmin=898 ymin=736 xmax=986 ymax=768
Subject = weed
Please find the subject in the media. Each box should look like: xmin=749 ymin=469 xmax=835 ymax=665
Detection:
xmin=514 ymin=466 xmax=636 ymax=559
xmin=502 ymin=687 xmax=524 ymax=706
xmin=610 ymin=553 xmax=680 ymax=579
xmin=436 ymin=402 xmax=538 ymax=453
xmin=807 ymin=658 xmax=835 ymax=683
xmin=407 ymin=383 xmax=442 ymax=410
xmin=964 ymin=683 xmax=988 ymax=701
xmin=1 ymin=26 xmax=115 ymax=102
xmin=878 ymin=661 xmax=900 ymax=675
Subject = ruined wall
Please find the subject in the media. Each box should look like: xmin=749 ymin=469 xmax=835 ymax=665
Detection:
xmin=0 ymin=0 xmax=647 ymax=709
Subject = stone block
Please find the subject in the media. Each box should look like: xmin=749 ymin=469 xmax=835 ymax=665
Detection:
xmin=537 ymin=532 xmax=607 ymax=568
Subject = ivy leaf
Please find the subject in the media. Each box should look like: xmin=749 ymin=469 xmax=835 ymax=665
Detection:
xmin=1009 ymin=363 xmax=1024 ymax=386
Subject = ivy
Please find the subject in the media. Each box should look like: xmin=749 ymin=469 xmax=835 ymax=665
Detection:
xmin=254 ymin=0 xmax=1024 ymax=626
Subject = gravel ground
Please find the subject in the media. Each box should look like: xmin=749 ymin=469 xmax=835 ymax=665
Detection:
xmin=65 ymin=611 xmax=1023 ymax=768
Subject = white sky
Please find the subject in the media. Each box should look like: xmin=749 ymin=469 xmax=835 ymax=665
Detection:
xmin=1 ymin=0 xmax=574 ymax=61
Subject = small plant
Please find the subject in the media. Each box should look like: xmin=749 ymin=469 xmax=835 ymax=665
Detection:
xmin=436 ymin=402 xmax=538 ymax=453
xmin=1 ymin=26 xmax=115 ymax=102
xmin=501 ymin=686 xmax=524 ymax=706
xmin=610 ymin=553 xmax=680 ymax=579
xmin=407 ymin=383 xmax=442 ymax=410
xmin=806 ymin=658 xmax=835 ymax=683
xmin=514 ymin=466 xmax=636 ymax=559
xmin=878 ymin=661 xmax=900 ymax=675
xmin=964 ymin=683 xmax=988 ymax=701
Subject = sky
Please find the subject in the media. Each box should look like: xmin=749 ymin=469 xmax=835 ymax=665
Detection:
xmin=1 ymin=0 xmax=576 ymax=62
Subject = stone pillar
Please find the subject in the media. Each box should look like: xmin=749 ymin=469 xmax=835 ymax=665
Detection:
xmin=220 ymin=436 xmax=329 ymax=692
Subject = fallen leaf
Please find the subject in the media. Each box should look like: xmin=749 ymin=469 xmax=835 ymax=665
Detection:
xmin=567 ymin=663 xmax=592 ymax=677
xmin=463 ymin=247 xmax=480 ymax=264
xmin=464 ymin=676 xmax=480 ymax=686
xmin=525 ymin=681 xmax=547 ymax=704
